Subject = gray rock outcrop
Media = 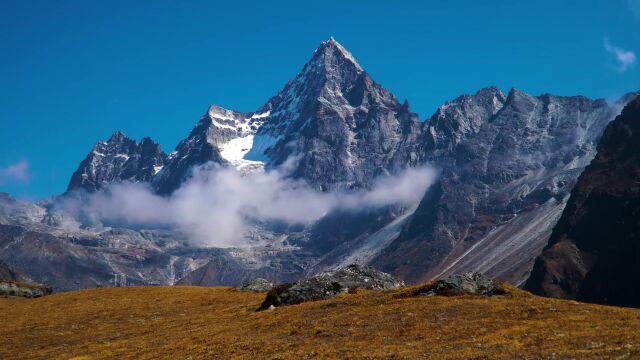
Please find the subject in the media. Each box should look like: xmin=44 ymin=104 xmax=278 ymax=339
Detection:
xmin=259 ymin=264 xmax=404 ymax=309
xmin=240 ymin=278 xmax=273 ymax=292
xmin=67 ymin=131 xmax=167 ymax=193
xmin=400 ymin=272 xmax=508 ymax=297
xmin=374 ymin=88 xmax=630 ymax=284
xmin=0 ymin=281 xmax=52 ymax=298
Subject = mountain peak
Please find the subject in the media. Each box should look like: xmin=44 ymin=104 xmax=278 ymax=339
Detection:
xmin=108 ymin=131 xmax=129 ymax=142
xmin=313 ymin=37 xmax=363 ymax=73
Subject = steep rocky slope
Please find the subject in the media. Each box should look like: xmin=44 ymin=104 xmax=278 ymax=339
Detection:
xmin=373 ymin=88 xmax=626 ymax=284
xmin=151 ymin=105 xmax=265 ymax=194
xmin=152 ymin=37 xmax=421 ymax=194
xmin=68 ymin=131 xmax=167 ymax=193
xmin=525 ymin=95 xmax=640 ymax=307
xmin=252 ymin=37 xmax=421 ymax=191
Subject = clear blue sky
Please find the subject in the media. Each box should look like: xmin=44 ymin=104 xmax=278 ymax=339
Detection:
xmin=1 ymin=0 xmax=638 ymax=198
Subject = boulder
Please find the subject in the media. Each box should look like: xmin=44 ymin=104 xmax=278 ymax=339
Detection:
xmin=0 ymin=281 xmax=53 ymax=298
xmin=398 ymin=272 xmax=509 ymax=298
xmin=239 ymin=278 xmax=273 ymax=292
xmin=260 ymin=264 xmax=404 ymax=309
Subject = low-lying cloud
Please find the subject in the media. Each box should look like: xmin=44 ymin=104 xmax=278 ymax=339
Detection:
xmin=0 ymin=159 xmax=30 ymax=184
xmin=604 ymin=37 xmax=636 ymax=72
xmin=58 ymin=164 xmax=438 ymax=247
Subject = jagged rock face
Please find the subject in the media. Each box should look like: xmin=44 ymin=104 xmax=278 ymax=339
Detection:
xmin=67 ymin=132 xmax=167 ymax=192
xmin=525 ymin=96 xmax=640 ymax=307
xmin=259 ymin=264 xmax=405 ymax=309
xmin=374 ymin=88 xmax=622 ymax=284
xmin=151 ymin=106 xmax=269 ymax=194
xmin=251 ymin=37 xmax=421 ymax=191
xmin=154 ymin=38 xmax=422 ymax=194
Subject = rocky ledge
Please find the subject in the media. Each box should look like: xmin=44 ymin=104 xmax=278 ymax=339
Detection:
xmin=239 ymin=278 xmax=274 ymax=292
xmin=397 ymin=272 xmax=509 ymax=298
xmin=260 ymin=264 xmax=405 ymax=310
xmin=0 ymin=281 xmax=53 ymax=299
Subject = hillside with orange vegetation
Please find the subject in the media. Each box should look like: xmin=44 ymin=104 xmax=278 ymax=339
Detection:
xmin=2 ymin=285 xmax=640 ymax=359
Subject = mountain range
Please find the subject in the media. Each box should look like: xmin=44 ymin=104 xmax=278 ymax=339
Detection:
xmin=0 ymin=38 xmax=637 ymax=303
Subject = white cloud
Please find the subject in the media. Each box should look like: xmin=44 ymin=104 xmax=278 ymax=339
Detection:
xmin=0 ymin=160 xmax=30 ymax=184
xmin=58 ymin=163 xmax=438 ymax=247
xmin=604 ymin=37 xmax=636 ymax=72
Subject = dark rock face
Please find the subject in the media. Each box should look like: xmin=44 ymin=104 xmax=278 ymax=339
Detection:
xmin=253 ymin=37 xmax=421 ymax=191
xmin=67 ymin=131 xmax=167 ymax=193
xmin=0 ymin=258 xmax=52 ymax=298
xmin=525 ymin=96 xmax=640 ymax=307
xmin=0 ymin=261 xmax=17 ymax=282
xmin=0 ymin=281 xmax=52 ymax=298
xmin=240 ymin=278 xmax=273 ymax=292
xmin=151 ymin=105 xmax=265 ymax=195
xmin=399 ymin=272 xmax=509 ymax=298
xmin=374 ymin=88 xmax=623 ymax=284
xmin=259 ymin=264 xmax=404 ymax=309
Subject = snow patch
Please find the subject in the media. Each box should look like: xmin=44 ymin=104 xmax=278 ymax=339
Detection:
xmin=220 ymin=135 xmax=264 ymax=172
xmin=248 ymin=111 xmax=271 ymax=120
xmin=211 ymin=119 xmax=237 ymax=131
xmin=244 ymin=134 xmax=278 ymax=162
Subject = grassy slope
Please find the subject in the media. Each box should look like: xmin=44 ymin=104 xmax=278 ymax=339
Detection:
xmin=2 ymin=285 xmax=640 ymax=359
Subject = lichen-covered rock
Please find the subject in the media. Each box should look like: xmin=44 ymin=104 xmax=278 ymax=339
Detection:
xmin=399 ymin=272 xmax=509 ymax=298
xmin=240 ymin=278 xmax=273 ymax=292
xmin=259 ymin=264 xmax=404 ymax=309
xmin=0 ymin=281 xmax=52 ymax=298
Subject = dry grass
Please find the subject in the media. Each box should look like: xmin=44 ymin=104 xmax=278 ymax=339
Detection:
xmin=2 ymin=284 xmax=640 ymax=359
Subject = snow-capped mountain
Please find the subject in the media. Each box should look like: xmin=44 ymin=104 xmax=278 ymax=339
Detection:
xmin=68 ymin=131 xmax=167 ymax=192
xmin=152 ymin=37 xmax=420 ymax=194
xmin=151 ymin=105 xmax=271 ymax=194
xmin=251 ymin=37 xmax=421 ymax=191
xmin=2 ymin=38 xmax=636 ymax=291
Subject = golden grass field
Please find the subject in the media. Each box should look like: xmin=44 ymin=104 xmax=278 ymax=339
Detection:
xmin=2 ymin=284 xmax=640 ymax=359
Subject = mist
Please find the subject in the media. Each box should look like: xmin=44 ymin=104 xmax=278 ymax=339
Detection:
xmin=57 ymin=163 xmax=438 ymax=247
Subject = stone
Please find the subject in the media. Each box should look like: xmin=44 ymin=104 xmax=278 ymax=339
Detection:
xmin=259 ymin=264 xmax=404 ymax=309
xmin=0 ymin=281 xmax=52 ymax=298
xmin=239 ymin=278 xmax=273 ymax=292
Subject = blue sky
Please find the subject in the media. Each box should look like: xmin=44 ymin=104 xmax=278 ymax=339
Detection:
xmin=1 ymin=0 xmax=638 ymax=198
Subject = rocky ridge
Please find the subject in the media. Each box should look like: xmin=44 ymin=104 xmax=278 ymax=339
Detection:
xmin=68 ymin=131 xmax=167 ymax=193
xmin=525 ymin=95 xmax=640 ymax=307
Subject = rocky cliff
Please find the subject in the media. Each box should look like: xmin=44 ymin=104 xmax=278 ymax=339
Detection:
xmin=373 ymin=88 xmax=625 ymax=284
xmin=68 ymin=131 xmax=167 ymax=193
xmin=525 ymin=95 xmax=640 ymax=307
